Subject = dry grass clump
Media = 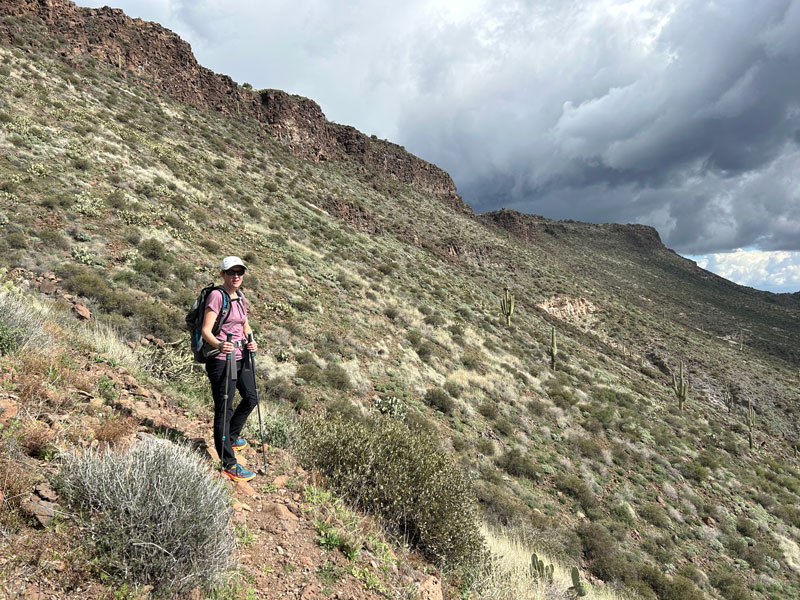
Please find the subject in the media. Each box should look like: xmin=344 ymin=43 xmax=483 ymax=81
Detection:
xmin=480 ymin=525 xmax=628 ymax=600
xmin=0 ymin=290 xmax=51 ymax=355
xmin=0 ymin=436 xmax=38 ymax=529
xmin=92 ymin=415 xmax=135 ymax=446
xmin=55 ymin=436 xmax=236 ymax=596
xmin=20 ymin=420 xmax=57 ymax=459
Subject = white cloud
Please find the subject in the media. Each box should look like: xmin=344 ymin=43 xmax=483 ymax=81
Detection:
xmin=689 ymin=249 xmax=800 ymax=293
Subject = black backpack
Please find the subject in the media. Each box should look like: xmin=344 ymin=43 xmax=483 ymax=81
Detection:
xmin=185 ymin=285 xmax=242 ymax=363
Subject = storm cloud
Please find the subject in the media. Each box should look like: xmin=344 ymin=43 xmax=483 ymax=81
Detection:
xmin=78 ymin=0 xmax=800 ymax=288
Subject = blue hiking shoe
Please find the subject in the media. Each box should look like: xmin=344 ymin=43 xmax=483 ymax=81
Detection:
xmin=223 ymin=463 xmax=255 ymax=482
xmin=231 ymin=438 xmax=248 ymax=451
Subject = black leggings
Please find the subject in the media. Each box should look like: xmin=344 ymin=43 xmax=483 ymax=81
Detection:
xmin=205 ymin=355 xmax=259 ymax=469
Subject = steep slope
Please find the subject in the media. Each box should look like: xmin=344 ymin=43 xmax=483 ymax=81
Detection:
xmin=0 ymin=3 xmax=799 ymax=600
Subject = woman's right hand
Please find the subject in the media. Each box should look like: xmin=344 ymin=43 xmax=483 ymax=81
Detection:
xmin=219 ymin=341 xmax=234 ymax=355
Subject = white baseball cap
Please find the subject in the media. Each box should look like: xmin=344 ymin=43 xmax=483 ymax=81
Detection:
xmin=220 ymin=256 xmax=247 ymax=271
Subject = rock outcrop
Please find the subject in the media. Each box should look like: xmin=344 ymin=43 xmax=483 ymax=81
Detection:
xmin=480 ymin=209 xmax=665 ymax=252
xmin=0 ymin=0 xmax=472 ymax=214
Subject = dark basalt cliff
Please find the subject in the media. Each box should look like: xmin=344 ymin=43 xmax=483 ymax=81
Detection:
xmin=0 ymin=0 xmax=472 ymax=215
xmin=480 ymin=208 xmax=666 ymax=252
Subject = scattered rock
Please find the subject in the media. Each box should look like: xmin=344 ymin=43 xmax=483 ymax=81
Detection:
xmin=234 ymin=480 xmax=257 ymax=497
xmin=73 ymin=303 xmax=91 ymax=320
xmin=0 ymin=397 xmax=19 ymax=423
xmin=272 ymin=475 xmax=289 ymax=488
xmin=39 ymin=279 xmax=57 ymax=294
xmin=417 ymin=574 xmax=443 ymax=600
xmin=264 ymin=502 xmax=299 ymax=522
xmin=35 ymin=482 xmax=58 ymax=502
xmin=20 ymin=495 xmax=57 ymax=527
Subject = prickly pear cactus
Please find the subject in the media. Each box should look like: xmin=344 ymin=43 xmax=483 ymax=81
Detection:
xmin=529 ymin=553 xmax=554 ymax=583
xmin=569 ymin=566 xmax=590 ymax=597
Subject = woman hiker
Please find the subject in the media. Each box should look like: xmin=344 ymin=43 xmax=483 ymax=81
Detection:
xmin=201 ymin=256 xmax=259 ymax=482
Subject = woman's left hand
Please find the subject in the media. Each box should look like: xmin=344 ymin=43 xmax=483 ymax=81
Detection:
xmin=246 ymin=339 xmax=258 ymax=353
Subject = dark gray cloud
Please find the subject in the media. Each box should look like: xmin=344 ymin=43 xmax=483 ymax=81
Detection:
xmin=77 ymin=1 xmax=800 ymax=290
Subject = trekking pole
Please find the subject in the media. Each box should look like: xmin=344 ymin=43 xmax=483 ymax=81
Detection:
xmin=248 ymin=333 xmax=268 ymax=474
xmin=220 ymin=332 xmax=233 ymax=472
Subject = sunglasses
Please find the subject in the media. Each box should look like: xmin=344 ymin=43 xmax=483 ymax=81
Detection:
xmin=224 ymin=269 xmax=245 ymax=276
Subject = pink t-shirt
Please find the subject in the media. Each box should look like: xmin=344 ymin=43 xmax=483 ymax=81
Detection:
xmin=205 ymin=289 xmax=247 ymax=361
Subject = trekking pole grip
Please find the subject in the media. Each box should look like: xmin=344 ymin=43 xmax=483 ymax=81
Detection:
xmin=248 ymin=333 xmax=254 ymax=357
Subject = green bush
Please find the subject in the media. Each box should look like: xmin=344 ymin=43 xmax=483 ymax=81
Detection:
xmin=55 ymin=437 xmax=235 ymax=596
xmin=497 ymin=448 xmax=538 ymax=480
xmin=296 ymin=412 xmax=488 ymax=572
xmin=477 ymin=401 xmax=498 ymax=419
xmin=296 ymin=363 xmax=324 ymax=384
xmin=424 ymin=387 xmax=455 ymax=414
xmin=246 ymin=403 xmax=295 ymax=448
xmin=639 ymin=503 xmax=670 ymax=528
xmin=555 ymin=474 xmax=597 ymax=510
xmin=138 ymin=237 xmax=169 ymax=261
xmin=324 ymin=363 xmax=351 ymax=390
xmin=6 ymin=232 xmax=27 ymax=249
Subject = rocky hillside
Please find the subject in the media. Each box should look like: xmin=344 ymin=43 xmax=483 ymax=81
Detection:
xmin=1 ymin=2 xmax=799 ymax=600
xmin=0 ymin=0 xmax=469 ymax=214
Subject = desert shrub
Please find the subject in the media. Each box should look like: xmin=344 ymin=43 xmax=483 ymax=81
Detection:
xmin=416 ymin=341 xmax=435 ymax=363
xmin=55 ymin=437 xmax=235 ymax=596
xmin=324 ymin=363 xmax=351 ymax=390
xmin=424 ymin=387 xmax=455 ymax=414
xmin=680 ymin=460 xmax=709 ymax=483
xmin=545 ymin=374 xmax=578 ymax=408
xmin=477 ymin=401 xmax=498 ymax=419
xmin=475 ymin=481 xmax=526 ymax=525
xmin=637 ymin=565 xmax=705 ymax=600
xmin=296 ymin=412 xmax=488 ymax=572
xmin=443 ymin=380 xmax=461 ymax=398
xmin=21 ymin=421 xmax=56 ymax=459
xmin=494 ymin=418 xmax=515 ymax=437
xmin=476 ymin=437 xmax=495 ymax=456
xmin=246 ymin=403 xmax=296 ymax=448
xmin=461 ymin=350 xmax=482 ymax=370
xmin=709 ymin=570 xmax=751 ymax=600
xmin=38 ymin=229 xmax=70 ymax=249
xmin=383 ymin=305 xmax=400 ymax=320
xmin=639 ymin=503 xmax=670 ymax=528
xmin=6 ymin=232 xmax=27 ymax=249
xmin=569 ymin=435 xmax=604 ymax=461
xmin=138 ymin=237 xmax=169 ymax=261
xmin=496 ymin=448 xmax=537 ymax=481
xmin=423 ymin=312 xmax=445 ymax=327
xmin=555 ymin=474 xmax=597 ymax=509
xmin=296 ymin=362 xmax=324 ymax=384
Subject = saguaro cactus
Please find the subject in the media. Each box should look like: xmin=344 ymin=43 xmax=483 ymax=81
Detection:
xmin=722 ymin=382 xmax=733 ymax=414
xmin=671 ymin=361 xmax=689 ymax=411
xmin=550 ymin=326 xmax=558 ymax=370
xmin=500 ymin=286 xmax=515 ymax=327
xmin=747 ymin=398 xmax=756 ymax=450
xmin=568 ymin=566 xmax=590 ymax=597
xmin=529 ymin=553 xmax=554 ymax=583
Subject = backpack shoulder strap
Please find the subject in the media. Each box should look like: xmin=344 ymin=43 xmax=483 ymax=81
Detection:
xmin=209 ymin=286 xmax=232 ymax=335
